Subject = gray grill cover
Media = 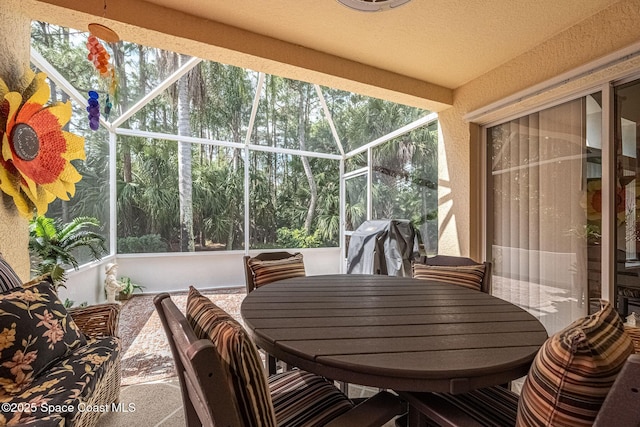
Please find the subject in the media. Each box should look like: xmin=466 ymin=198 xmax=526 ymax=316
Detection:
xmin=346 ymin=219 xmax=419 ymax=276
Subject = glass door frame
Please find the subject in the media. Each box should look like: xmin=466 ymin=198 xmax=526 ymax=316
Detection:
xmin=480 ymin=83 xmax=617 ymax=307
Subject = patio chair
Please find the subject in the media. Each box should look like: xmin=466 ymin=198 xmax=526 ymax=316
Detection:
xmin=243 ymin=251 xmax=306 ymax=375
xmin=412 ymin=255 xmax=492 ymax=294
xmin=154 ymin=290 xmax=405 ymax=427
xmin=395 ymin=301 xmax=638 ymax=427
xmin=243 ymin=251 xmax=306 ymax=294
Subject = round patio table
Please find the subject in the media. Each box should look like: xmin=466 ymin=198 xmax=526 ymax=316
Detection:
xmin=241 ymin=274 xmax=548 ymax=394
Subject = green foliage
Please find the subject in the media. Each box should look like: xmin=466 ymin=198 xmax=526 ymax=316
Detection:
xmin=28 ymin=216 xmax=107 ymax=289
xmin=31 ymin=22 xmax=439 ymax=255
xmin=276 ymin=228 xmax=323 ymax=249
xmin=63 ymin=298 xmax=88 ymax=309
xmin=119 ymin=277 xmax=145 ymax=296
xmin=117 ymin=234 xmax=168 ymax=254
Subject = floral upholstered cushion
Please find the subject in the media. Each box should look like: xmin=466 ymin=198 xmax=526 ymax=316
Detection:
xmin=0 ymin=282 xmax=86 ymax=394
xmin=186 ymin=286 xmax=277 ymax=427
xmin=0 ymin=414 xmax=64 ymax=427
xmin=0 ymin=336 xmax=120 ymax=425
xmin=0 ymin=255 xmax=22 ymax=293
xmin=247 ymin=253 xmax=306 ymax=288
xmin=516 ymin=301 xmax=635 ymax=427
xmin=412 ymin=263 xmax=485 ymax=291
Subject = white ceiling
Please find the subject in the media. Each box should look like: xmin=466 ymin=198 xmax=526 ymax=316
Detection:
xmin=142 ymin=0 xmax=619 ymax=90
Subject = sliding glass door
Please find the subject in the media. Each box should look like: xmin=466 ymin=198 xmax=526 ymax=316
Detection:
xmin=487 ymin=94 xmax=603 ymax=333
xmin=615 ymin=80 xmax=640 ymax=317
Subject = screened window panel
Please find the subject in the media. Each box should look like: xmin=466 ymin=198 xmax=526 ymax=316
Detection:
xmin=35 ymin=80 xmax=111 ymax=266
xmin=116 ymin=137 xmax=245 ymax=253
xmin=249 ymin=152 xmax=339 ymax=249
xmin=371 ymin=122 xmax=438 ymax=253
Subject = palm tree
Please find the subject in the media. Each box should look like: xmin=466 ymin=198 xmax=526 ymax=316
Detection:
xmin=294 ymin=82 xmax=318 ymax=233
xmin=28 ymin=216 xmax=107 ymax=289
xmin=178 ymin=53 xmax=194 ymax=252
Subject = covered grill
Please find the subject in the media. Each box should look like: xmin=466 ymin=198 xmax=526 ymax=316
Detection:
xmin=346 ymin=219 xmax=419 ymax=276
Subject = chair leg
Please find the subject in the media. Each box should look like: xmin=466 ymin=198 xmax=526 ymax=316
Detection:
xmin=408 ymin=406 xmax=429 ymax=427
xmin=619 ymin=294 xmax=629 ymax=317
xmin=184 ymin=400 xmax=202 ymax=427
xmin=267 ymin=354 xmax=278 ymax=375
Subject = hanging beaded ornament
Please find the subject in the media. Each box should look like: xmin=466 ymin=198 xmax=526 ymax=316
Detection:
xmin=87 ymin=91 xmax=100 ymax=131
xmin=86 ymin=33 xmax=118 ymax=129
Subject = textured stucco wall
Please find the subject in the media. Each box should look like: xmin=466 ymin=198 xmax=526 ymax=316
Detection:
xmin=0 ymin=0 xmax=31 ymax=279
xmin=438 ymin=0 xmax=640 ymax=260
xmin=456 ymin=0 xmax=640 ymax=115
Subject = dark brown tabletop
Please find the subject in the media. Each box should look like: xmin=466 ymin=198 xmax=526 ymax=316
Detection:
xmin=240 ymin=274 xmax=548 ymax=394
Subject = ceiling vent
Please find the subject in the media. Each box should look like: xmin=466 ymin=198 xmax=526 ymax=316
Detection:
xmin=337 ymin=0 xmax=411 ymax=12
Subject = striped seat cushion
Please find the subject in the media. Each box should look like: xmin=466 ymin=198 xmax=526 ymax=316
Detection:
xmin=516 ymin=300 xmax=635 ymax=427
xmin=0 ymin=255 xmax=22 ymax=293
xmin=269 ymin=370 xmax=354 ymax=427
xmin=432 ymin=385 xmax=519 ymax=427
xmin=186 ymin=286 xmax=277 ymax=427
xmin=624 ymin=325 xmax=640 ymax=354
xmin=412 ymin=263 xmax=485 ymax=291
xmin=248 ymin=253 xmax=306 ymax=288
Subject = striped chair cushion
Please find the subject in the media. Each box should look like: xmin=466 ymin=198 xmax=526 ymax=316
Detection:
xmin=248 ymin=253 xmax=306 ymax=288
xmin=0 ymin=255 xmax=22 ymax=293
xmin=412 ymin=263 xmax=485 ymax=291
xmin=432 ymin=385 xmax=519 ymax=426
xmin=516 ymin=300 xmax=635 ymax=427
xmin=186 ymin=286 xmax=277 ymax=427
xmin=269 ymin=370 xmax=354 ymax=427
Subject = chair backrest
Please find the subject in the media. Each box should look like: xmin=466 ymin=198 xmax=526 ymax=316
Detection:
xmin=593 ymin=353 xmax=640 ymax=427
xmin=243 ymin=251 xmax=304 ymax=293
xmin=396 ymin=301 xmax=635 ymax=427
xmin=416 ymin=255 xmax=492 ymax=294
xmin=0 ymin=255 xmax=24 ymax=293
xmin=153 ymin=293 xmax=243 ymax=427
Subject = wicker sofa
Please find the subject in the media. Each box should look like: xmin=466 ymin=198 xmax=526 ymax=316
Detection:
xmin=0 ymin=257 xmax=121 ymax=427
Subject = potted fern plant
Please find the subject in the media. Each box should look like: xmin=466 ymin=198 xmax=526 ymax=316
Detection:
xmin=116 ymin=277 xmax=145 ymax=301
xmin=28 ymin=215 xmax=107 ymax=290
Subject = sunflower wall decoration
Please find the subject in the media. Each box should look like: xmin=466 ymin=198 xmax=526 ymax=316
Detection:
xmin=0 ymin=69 xmax=85 ymax=218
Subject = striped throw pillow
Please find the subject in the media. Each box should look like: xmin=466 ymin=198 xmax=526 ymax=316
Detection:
xmin=248 ymin=253 xmax=306 ymax=288
xmin=516 ymin=301 xmax=635 ymax=427
xmin=186 ymin=286 xmax=277 ymax=427
xmin=0 ymin=255 xmax=22 ymax=293
xmin=412 ymin=263 xmax=485 ymax=291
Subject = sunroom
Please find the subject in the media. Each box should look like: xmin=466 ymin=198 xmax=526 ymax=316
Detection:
xmin=2 ymin=0 xmax=640 ymax=425
xmin=2 ymin=0 xmax=636 ymax=330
